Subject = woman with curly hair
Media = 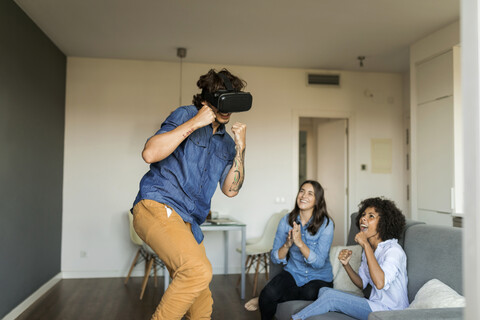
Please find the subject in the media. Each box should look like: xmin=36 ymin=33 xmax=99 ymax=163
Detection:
xmin=291 ymin=197 xmax=408 ymax=320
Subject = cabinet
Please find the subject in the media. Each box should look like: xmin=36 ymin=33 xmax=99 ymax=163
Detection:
xmin=415 ymin=49 xmax=462 ymax=217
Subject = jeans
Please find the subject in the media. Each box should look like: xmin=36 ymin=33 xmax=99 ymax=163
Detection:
xmin=291 ymin=287 xmax=372 ymax=320
xmin=133 ymin=200 xmax=213 ymax=320
xmin=259 ymin=270 xmax=333 ymax=320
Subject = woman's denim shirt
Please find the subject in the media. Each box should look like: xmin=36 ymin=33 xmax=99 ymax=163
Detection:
xmin=271 ymin=213 xmax=334 ymax=286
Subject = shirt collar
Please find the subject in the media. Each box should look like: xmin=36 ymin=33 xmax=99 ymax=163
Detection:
xmin=215 ymin=123 xmax=226 ymax=135
xmin=377 ymin=238 xmax=398 ymax=249
xmin=295 ymin=215 xmax=313 ymax=228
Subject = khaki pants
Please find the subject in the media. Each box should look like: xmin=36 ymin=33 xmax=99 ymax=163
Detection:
xmin=133 ymin=199 xmax=213 ymax=320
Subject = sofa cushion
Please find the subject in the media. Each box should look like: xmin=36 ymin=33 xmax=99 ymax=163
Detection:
xmin=330 ymin=245 xmax=363 ymax=296
xmin=368 ymin=307 xmax=464 ymax=320
xmin=408 ymin=279 xmax=465 ymax=309
xmin=403 ymin=224 xmax=463 ymax=302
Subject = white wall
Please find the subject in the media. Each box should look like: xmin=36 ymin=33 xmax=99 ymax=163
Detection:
xmin=62 ymin=58 xmax=405 ymax=276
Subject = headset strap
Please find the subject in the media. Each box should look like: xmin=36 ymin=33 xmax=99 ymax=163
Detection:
xmin=218 ymin=72 xmax=234 ymax=91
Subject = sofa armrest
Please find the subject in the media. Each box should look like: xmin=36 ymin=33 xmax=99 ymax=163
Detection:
xmin=368 ymin=307 xmax=464 ymax=320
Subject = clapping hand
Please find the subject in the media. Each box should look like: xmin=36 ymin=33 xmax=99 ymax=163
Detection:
xmin=284 ymin=229 xmax=294 ymax=249
xmin=292 ymin=222 xmax=305 ymax=248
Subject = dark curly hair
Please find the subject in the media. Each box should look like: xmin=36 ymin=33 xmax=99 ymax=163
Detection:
xmin=288 ymin=180 xmax=334 ymax=235
xmin=192 ymin=68 xmax=247 ymax=110
xmin=356 ymin=197 xmax=405 ymax=241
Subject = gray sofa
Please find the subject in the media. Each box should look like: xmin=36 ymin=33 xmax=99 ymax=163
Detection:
xmin=272 ymin=213 xmax=464 ymax=320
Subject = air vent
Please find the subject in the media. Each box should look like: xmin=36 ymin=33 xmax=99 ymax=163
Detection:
xmin=308 ymin=74 xmax=340 ymax=86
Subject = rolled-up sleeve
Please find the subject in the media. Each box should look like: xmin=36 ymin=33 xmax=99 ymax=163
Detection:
xmin=379 ymin=247 xmax=405 ymax=291
xmin=358 ymin=255 xmax=369 ymax=289
xmin=157 ymin=107 xmax=191 ymax=135
xmin=271 ymin=215 xmax=290 ymax=265
xmin=304 ymin=220 xmax=334 ymax=268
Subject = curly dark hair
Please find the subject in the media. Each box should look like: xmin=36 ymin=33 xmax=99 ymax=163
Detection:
xmin=356 ymin=197 xmax=406 ymax=241
xmin=192 ymin=68 xmax=247 ymax=110
xmin=288 ymin=180 xmax=334 ymax=235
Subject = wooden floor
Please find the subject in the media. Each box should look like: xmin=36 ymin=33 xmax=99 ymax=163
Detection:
xmin=16 ymin=274 xmax=267 ymax=320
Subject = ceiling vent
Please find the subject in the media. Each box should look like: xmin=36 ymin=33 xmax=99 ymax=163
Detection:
xmin=308 ymin=74 xmax=340 ymax=86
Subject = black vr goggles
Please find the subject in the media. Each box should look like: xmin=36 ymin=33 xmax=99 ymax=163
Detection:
xmin=202 ymin=73 xmax=252 ymax=113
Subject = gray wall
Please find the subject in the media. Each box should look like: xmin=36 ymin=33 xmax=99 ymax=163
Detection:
xmin=0 ymin=0 xmax=66 ymax=317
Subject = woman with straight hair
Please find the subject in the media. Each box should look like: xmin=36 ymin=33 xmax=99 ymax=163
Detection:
xmin=246 ymin=180 xmax=335 ymax=320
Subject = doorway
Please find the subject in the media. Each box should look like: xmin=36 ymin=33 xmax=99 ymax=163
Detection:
xmin=299 ymin=117 xmax=349 ymax=246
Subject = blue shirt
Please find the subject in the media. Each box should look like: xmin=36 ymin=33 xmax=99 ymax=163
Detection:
xmin=133 ymin=105 xmax=236 ymax=243
xmin=271 ymin=213 xmax=334 ymax=286
xmin=358 ymin=239 xmax=409 ymax=312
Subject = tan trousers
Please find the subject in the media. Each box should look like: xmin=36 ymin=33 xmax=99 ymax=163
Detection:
xmin=133 ymin=199 xmax=213 ymax=320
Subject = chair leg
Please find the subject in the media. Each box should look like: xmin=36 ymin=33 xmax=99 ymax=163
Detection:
xmin=125 ymin=248 xmax=141 ymax=285
xmin=154 ymin=261 xmax=158 ymax=287
xmin=245 ymin=254 xmax=255 ymax=274
xmin=264 ymin=253 xmax=269 ymax=280
xmin=253 ymin=254 xmax=261 ymax=296
xmin=140 ymin=257 xmax=154 ymax=300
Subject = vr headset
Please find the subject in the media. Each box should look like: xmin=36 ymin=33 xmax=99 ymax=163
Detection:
xmin=202 ymin=73 xmax=252 ymax=113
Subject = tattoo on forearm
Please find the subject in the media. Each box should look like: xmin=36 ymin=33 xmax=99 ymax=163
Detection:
xmin=183 ymin=128 xmax=194 ymax=138
xmin=229 ymin=148 xmax=245 ymax=192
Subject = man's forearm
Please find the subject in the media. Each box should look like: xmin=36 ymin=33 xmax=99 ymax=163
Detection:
xmin=142 ymin=119 xmax=198 ymax=164
xmin=222 ymin=147 xmax=245 ymax=196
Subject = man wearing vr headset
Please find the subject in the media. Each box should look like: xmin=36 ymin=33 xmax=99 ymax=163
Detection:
xmin=132 ymin=69 xmax=250 ymax=319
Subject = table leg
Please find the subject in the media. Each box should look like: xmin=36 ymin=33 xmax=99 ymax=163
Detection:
xmin=164 ymin=265 xmax=169 ymax=291
xmin=241 ymin=226 xmax=246 ymax=299
xmin=224 ymin=231 xmax=229 ymax=274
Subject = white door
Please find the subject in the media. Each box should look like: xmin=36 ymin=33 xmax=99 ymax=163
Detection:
xmin=316 ymin=119 xmax=348 ymax=246
xmin=299 ymin=117 xmax=348 ymax=246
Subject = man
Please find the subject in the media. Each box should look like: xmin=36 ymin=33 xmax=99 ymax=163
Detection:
xmin=132 ymin=68 xmax=247 ymax=319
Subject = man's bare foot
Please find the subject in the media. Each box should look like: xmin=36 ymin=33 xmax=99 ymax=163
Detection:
xmin=244 ymin=297 xmax=259 ymax=311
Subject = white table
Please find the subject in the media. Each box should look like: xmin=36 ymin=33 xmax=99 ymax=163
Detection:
xmin=201 ymin=218 xmax=247 ymax=299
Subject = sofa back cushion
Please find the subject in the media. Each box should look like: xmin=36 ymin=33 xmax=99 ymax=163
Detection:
xmin=403 ymin=224 xmax=463 ymax=303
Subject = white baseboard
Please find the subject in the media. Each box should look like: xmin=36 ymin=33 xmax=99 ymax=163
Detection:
xmin=2 ymin=273 xmax=62 ymax=320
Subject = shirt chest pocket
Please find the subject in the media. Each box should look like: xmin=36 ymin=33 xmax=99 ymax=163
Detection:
xmin=213 ymin=151 xmax=229 ymax=162
xmin=187 ymin=135 xmax=207 ymax=148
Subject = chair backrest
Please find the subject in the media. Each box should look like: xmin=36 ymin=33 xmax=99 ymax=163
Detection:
xmin=128 ymin=211 xmax=144 ymax=246
xmin=255 ymin=209 xmax=289 ymax=249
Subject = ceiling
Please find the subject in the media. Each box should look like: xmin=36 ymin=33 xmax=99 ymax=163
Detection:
xmin=15 ymin=0 xmax=459 ymax=73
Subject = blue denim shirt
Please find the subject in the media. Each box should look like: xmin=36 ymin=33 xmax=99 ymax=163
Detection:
xmin=133 ymin=105 xmax=236 ymax=243
xmin=271 ymin=213 xmax=334 ymax=286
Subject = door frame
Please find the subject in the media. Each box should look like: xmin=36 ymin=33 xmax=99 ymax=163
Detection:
xmin=292 ymin=109 xmax=354 ymax=244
